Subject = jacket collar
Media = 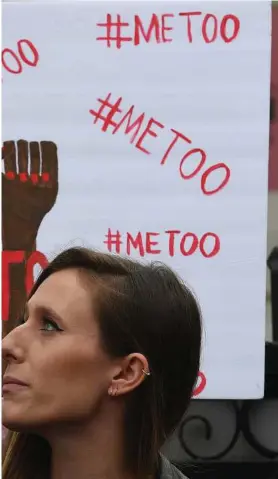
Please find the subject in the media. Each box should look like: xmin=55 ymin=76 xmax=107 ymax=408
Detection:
xmin=159 ymin=454 xmax=188 ymax=479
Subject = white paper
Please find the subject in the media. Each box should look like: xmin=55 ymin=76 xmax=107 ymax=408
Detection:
xmin=2 ymin=1 xmax=271 ymax=399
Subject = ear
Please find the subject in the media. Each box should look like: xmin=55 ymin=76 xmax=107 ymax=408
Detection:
xmin=109 ymin=353 xmax=150 ymax=396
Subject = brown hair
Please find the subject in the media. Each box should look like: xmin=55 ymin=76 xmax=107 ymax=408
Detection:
xmin=3 ymin=247 xmax=202 ymax=479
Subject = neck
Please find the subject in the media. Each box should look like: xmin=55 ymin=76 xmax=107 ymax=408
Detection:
xmin=46 ymin=403 xmax=136 ymax=479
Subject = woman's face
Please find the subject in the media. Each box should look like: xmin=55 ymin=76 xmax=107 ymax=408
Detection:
xmin=2 ymin=269 xmax=116 ymax=432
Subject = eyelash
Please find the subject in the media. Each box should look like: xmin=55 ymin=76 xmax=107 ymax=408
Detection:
xmin=18 ymin=316 xmax=64 ymax=333
xmin=41 ymin=317 xmax=64 ymax=332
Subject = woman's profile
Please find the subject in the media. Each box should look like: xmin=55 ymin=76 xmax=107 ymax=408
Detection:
xmin=2 ymin=247 xmax=202 ymax=479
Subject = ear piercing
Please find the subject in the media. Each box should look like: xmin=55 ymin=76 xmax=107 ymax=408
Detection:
xmin=108 ymin=369 xmax=151 ymax=396
xmin=108 ymin=385 xmax=118 ymax=397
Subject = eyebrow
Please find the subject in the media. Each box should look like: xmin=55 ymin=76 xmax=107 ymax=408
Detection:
xmin=25 ymin=303 xmax=65 ymax=326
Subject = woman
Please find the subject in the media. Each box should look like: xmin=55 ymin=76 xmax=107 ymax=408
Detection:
xmin=2 ymin=247 xmax=202 ymax=479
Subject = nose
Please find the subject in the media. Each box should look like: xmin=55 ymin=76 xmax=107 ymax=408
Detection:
xmin=2 ymin=326 xmax=25 ymax=366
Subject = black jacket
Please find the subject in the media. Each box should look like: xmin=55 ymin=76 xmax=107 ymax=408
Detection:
xmin=160 ymin=455 xmax=188 ymax=479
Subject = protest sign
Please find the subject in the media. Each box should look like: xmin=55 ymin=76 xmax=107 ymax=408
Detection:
xmin=2 ymin=1 xmax=271 ymax=398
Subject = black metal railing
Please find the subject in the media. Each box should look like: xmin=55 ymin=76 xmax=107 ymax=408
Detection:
xmin=173 ymin=247 xmax=278 ymax=479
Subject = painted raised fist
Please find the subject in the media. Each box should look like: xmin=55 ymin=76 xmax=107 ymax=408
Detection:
xmin=2 ymin=139 xmax=58 ymax=336
xmin=2 ymin=139 xmax=58 ymax=250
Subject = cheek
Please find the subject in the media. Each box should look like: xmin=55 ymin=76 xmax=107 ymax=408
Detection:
xmin=2 ymin=338 xmax=111 ymax=430
xmin=30 ymin=339 xmax=110 ymax=416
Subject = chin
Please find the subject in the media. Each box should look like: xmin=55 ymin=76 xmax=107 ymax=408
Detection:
xmin=2 ymin=417 xmax=29 ymax=433
xmin=2 ymin=410 xmax=37 ymax=434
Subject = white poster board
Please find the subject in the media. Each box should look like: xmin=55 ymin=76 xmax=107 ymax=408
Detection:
xmin=2 ymin=1 xmax=271 ymax=399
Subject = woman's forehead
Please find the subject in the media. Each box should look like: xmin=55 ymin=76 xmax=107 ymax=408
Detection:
xmin=29 ymin=270 xmax=99 ymax=329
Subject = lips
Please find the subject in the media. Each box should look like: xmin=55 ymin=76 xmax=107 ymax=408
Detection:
xmin=2 ymin=376 xmax=29 ymax=394
xmin=3 ymin=376 xmax=28 ymax=387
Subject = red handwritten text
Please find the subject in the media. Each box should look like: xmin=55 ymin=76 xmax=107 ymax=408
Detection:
xmin=179 ymin=12 xmax=240 ymax=44
xmin=104 ymin=229 xmax=221 ymax=258
xmin=2 ymin=39 xmax=39 ymax=76
xmin=192 ymin=371 xmax=207 ymax=397
xmin=2 ymin=250 xmax=48 ymax=321
xmin=89 ymin=94 xmax=231 ymax=195
xmin=96 ymin=12 xmax=240 ymax=48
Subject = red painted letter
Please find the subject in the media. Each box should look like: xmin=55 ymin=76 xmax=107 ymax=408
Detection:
xmin=179 ymin=12 xmax=202 ymax=42
xmin=134 ymin=14 xmax=160 ymax=45
xmin=201 ymin=163 xmax=231 ymax=195
xmin=17 ymin=39 xmax=39 ymax=67
xmin=126 ymin=232 xmax=145 ymax=256
xmin=180 ymin=233 xmax=198 ymax=256
xmin=161 ymin=129 xmax=192 ymax=165
xmin=165 ymin=230 xmax=181 ymax=256
xmin=25 ymin=251 xmax=48 ymax=295
xmin=145 ymin=232 xmax=161 ymax=254
xmin=2 ymin=49 xmax=22 ymax=74
xmin=136 ymin=118 xmax=164 ymax=154
xmin=202 ymin=14 xmax=218 ymax=43
xmin=161 ymin=14 xmax=174 ymax=43
xmin=2 ymin=251 xmax=24 ymax=321
xmin=199 ymin=233 xmax=220 ymax=258
xmin=113 ymin=106 xmax=145 ymax=144
xmin=220 ymin=15 xmax=240 ymax=43
xmin=192 ymin=371 xmax=207 ymax=397
xmin=179 ymin=148 xmax=206 ymax=180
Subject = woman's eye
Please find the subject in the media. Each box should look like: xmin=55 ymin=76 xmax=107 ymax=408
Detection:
xmin=40 ymin=318 xmax=63 ymax=333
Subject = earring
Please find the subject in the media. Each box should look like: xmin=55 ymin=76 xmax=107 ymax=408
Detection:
xmin=142 ymin=368 xmax=151 ymax=377
xmin=108 ymin=385 xmax=118 ymax=396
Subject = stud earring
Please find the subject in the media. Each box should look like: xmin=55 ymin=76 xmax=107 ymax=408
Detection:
xmin=108 ymin=385 xmax=118 ymax=396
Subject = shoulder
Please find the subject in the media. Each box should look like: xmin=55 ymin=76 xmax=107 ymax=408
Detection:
xmin=159 ymin=454 xmax=189 ymax=479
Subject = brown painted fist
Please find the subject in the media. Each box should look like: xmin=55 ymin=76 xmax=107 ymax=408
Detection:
xmin=2 ymin=139 xmax=58 ymax=250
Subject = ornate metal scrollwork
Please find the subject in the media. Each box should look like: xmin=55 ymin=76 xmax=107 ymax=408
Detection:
xmin=240 ymin=401 xmax=278 ymax=460
xmin=178 ymin=401 xmax=241 ymax=460
xmin=178 ymin=399 xmax=278 ymax=461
